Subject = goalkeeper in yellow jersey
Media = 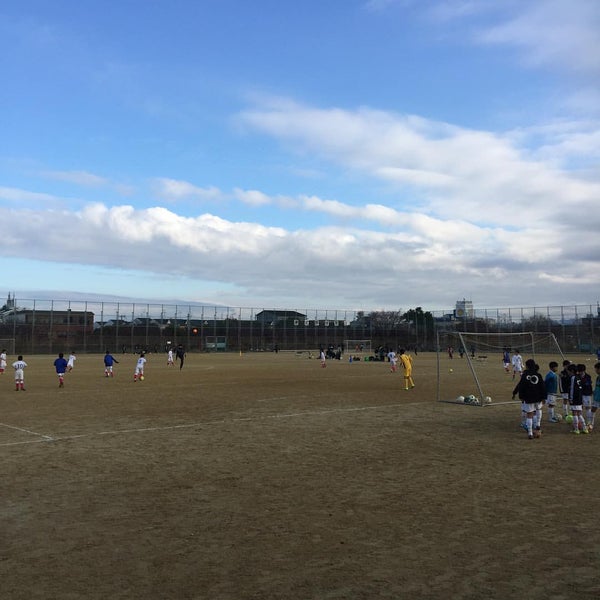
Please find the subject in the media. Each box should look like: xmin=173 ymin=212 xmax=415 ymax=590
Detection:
xmin=398 ymin=348 xmax=415 ymax=391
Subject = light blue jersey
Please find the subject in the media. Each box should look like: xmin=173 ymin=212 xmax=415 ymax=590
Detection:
xmin=544 ymin=370 xmax=559 ymax=395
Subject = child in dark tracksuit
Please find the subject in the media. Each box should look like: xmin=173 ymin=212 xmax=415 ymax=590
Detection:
xmin=512 ymin=359 xmax=546 ymax=440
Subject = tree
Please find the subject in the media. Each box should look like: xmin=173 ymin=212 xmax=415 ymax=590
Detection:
xmin=401 ymin=307 xmax=435 ymax=348
xmin=521 ymin=314 xmax=555 ymax=332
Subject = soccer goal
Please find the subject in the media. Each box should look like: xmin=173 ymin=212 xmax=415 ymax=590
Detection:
xmin=436 ymin=331 xmax=565 ymax=407
xmin=0 ymin=338 xmax=16 ymax=355
xmin=344 ymin=339 xmax=372 ymax=355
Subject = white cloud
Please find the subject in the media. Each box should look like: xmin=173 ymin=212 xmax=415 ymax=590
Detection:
xmin=40 ymin=170 xmax=109 ymax=187
xmin=0 ymin=194 xmax=597 ymax=309
xmin=153 ymin=178 xmax=223 ymax=202
xmin=473 ymin=0 xmax=600 ymax=75
xmin=237 ymin=99 xmax=600 ymax=226
xmin=0 ymin=186 xmax=60 ymax=203
xmin=233 ymin=188 xmax=272 ymax=206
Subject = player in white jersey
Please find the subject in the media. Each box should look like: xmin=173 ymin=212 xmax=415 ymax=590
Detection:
xmin=0 ymin=348 xmax=7 ymax=374
xmin=511 ymin=350 xmax=523 ymax=381
xmin=134 ymin=352 xmax=147 ymax=382
xmin=387 ymin=350 xmax=397 ymax=372
xmin=167 ymin=348 xmax=174 ymax=367
xmin=67 ymin=351 xmax=76 ymax=372
xmin=12 ymin=355 xmax=27 ymax=391
xmin=319 ymin=348 xmax=326 ymax=368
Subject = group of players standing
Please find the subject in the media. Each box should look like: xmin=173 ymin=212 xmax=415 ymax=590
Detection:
xmin=511 ymin=353 xmax=600 ymax=439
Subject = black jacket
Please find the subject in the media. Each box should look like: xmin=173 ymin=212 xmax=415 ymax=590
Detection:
xmin=512 ymin=369 xmax=546 ymax=403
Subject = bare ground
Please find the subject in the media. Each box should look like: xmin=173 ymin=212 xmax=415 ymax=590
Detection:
xmin=2 ymin=351 xmax=600 ymax=599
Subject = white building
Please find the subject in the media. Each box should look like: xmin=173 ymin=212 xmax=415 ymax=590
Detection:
xmin=454 ymin=298 xmax=474 ymax=319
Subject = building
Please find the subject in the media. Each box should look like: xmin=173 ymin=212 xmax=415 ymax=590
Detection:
xmin=255 ymin=310 xmax=307 ymax=325
xmin=454 ymin=299 xmax=474 ymax=319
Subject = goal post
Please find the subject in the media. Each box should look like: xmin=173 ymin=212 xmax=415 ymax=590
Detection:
xmin=436 ymin=331 xmax=565 ymax=407
xmin=344 ymin=339 xmax=372 ymax=354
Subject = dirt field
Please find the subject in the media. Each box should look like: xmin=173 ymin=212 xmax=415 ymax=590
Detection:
xmin=2 ymin=350 xmax=600 ymax=599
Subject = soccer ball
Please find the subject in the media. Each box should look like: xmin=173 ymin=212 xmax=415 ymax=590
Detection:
xmin=484 ymin=396 xmax=492 ymax=404
xmin=140 ymin=375 xmax=144 ymax=381
xmin=467 ymin=394 xmax=476 ymax=404
xmin=449 ymin=368 xmax=453 ymax=373
xmin=565 ymin=414 xmax=573 ymax=424
xmin=471 ymin=397 xmax=480 ymax=406
xmin=457 ymin=395 xmax=465 ymax=403
xmin=556 ymin=414 xmax=563 ymax=422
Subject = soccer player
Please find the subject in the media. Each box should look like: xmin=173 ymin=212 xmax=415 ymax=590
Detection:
xmin=511 ymin=349 xmax=523 ymax=381
xmin=387 ymin=349 xmax=397 ymax=372
xmin=567 ymin=364 xmax=588 ymax=434
xmin=559 ymin=359 xmax=572 ymax=418
xmin=167 ymin=348 xmax=174 ymax=367
xmin=591 ymin=362 xmax=600 ymax=432
xmin=103 ymin=350 xmax=119 ymax=377
xmin=512 ymin=358 xmax=546 ymax=439
xmin=319 ymin=348 xmax=326 ymax=368
xmin=399 ymin=348 xmax=414 ymax=390
xmin=67 ymin=351 xmax=76 ymax=372
xmin=12 ymin=355 xmax=27 ymax=391
xmin=502 ymin=348 xmax=511 ymax=373
xmin=134 ymin=352 xmax=146 ymax=382
xmin=578 ymin=364 xmax=594 ymax=431
xmin=54 ymin=352 xmax=68 ymax=387
xmin=544 ymin=361 xmax=560 ymax=422
xmin=0 ymin=348 xmax=6 ymax=374
xmin=176 ymin=344 xmax=186 ymax=370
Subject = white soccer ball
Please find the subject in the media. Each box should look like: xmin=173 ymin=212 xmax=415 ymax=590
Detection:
xmin=471 ymin=397 xmax=480 ymax=406
xmin=556 ymin=414 xmax=563 ymax=422
xmin=484 ymin=396 xmax=492 ymax=404
xmin=467 ymin=394 xmax=476 ymax=403
xmin=457 ymin=395 xmax=465 ymax=403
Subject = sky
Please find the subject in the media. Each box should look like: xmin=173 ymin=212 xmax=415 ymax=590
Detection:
xmin=1 ymin=0 xmax=599 ymax=312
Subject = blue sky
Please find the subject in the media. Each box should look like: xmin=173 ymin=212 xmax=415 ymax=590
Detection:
xmin=1 ymin=0 xmax=599 ymax=311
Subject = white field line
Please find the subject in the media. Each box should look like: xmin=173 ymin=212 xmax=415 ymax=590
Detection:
xmin=0 ymin=422 xmax=55 ymax=443
xmin=0 ymin=402 xmax=410 ymax=447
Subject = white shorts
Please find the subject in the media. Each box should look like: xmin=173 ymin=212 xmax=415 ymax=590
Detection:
xmin=546 ymin=394 xmax=557 ymax=406
xmin=570 ymin=404 xmax=582 ymax=412
xmin=14 ymin=369 xmax=24 ymax=380
xmin=523 ymin=402 xmax=537 ymax=413
xmin=135 ymin=367 xmax=144 ymax=376
xmin=582 ymin=395 xmax=592 ymax=407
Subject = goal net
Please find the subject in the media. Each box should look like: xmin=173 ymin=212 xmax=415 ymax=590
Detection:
xmin=344 ymin=339 xmax=372 ymax=354
xmin=436 ymin=331 xmax=565 ymax=407
xmin=0 ymin=338 xmax=16 ymax=355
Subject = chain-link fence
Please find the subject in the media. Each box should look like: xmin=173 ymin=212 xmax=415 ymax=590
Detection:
xmin=0 ymin=297 xmax=598 ymax=356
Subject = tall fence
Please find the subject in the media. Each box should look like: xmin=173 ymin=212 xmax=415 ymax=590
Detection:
xmin=0 ymin=298 xmax=598 ymax=356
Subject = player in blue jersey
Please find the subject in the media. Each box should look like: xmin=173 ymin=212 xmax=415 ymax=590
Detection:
xmin=544 ymin=361 xmax=560 ymax=422
xmin=53 ymin=352 xmax=68 ymax=387
xmin=103 ymin=350 xmax=119 ymax=377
